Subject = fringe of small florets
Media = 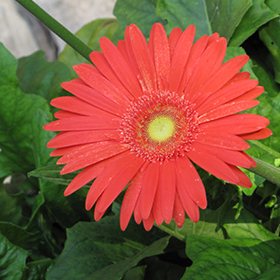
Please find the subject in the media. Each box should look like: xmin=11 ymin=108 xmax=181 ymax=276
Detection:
xmin=119 ymin=91 xmax=200 ymax=163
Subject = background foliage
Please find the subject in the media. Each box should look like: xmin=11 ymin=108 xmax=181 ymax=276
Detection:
xmin=1 ymin=0 xmax=280 ymax=279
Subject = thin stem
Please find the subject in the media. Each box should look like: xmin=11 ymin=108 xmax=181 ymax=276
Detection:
xmin=16 ymin=0 xmax=93 ymax=61
xmin=248 ymin=156 xmax=280 ymax=186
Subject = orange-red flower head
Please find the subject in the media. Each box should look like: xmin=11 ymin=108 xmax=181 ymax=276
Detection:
xmin=44 ymin=23 xmax=272 ymax=231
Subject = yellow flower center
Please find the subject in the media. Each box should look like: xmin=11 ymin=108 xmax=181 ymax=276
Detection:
xmin=147 ymin=115 xmax=175 ymax=142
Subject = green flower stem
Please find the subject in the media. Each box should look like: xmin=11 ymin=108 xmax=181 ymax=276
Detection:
xmin=248 ymin=156 xmax=280 ymax=186
xmin=15 ymin=0 xmax=93 ymax=61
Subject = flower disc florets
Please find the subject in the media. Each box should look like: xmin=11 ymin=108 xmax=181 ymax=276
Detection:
xmin=120 ymin=91 xmax=200 ymax=162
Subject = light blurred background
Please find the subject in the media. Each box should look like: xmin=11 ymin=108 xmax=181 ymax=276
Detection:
xmin=0 ymin=0 xmax=117 ymax=60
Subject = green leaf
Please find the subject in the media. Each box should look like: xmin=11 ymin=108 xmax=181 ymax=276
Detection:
xmin=46 ymin=215 xmax=166 ymax=280
xmin=156 ymin=0 xmax=212 ymax=38
xmin=31 ymin=109 xmax=56 ymax=168
xmin=38 ymin=179 xmax=90 ymax=228
xmin=259 ymin=18 xmax=280 ymax=83
xmin=0 ymin=43 xmax=52 ymax=177
xmin=229 ymin=0 xmax=278 ymax=47
xmin=223 ymin=207 xmax=280 ymax=241
xmin=242 ymin=57 xmax=280 ymax=170
xmin=158 ymin=209 xmax=224 ymax=242
xmin=255 ymin=265 xmax=280 ymax=280
xmin=182 ymin=234 xmax=280 ymax=280
xmin=25 ymin=259 xmax=53 ymax=280
xmin=84 ymin=236 xmax=170 ymax=280
xmin=206 ymin=0 xmax=251 ymax=41
xmin=112 ymin=0 xmax=165 ymax=41
xmin=58 ymin=18 xmax=118 ymax=76
xmin=0 ymin=232 xmax=29 ymax=280
xmin=182 ymin=210 xmax=280 ymax=279
xmin=17 ymin=51 xmax=71 ymax=103
xmin=29 ymin=166 xmax=91 ymax=227
xmin=28 ymin=165 xmax=76 ymax=186
xmin=266 ymin=0 xmax=280 ymax=13
xmin=0 ymin=179 xmax=25 ymax=225
xmin=0 ymin=222 xmax=34 ymax=249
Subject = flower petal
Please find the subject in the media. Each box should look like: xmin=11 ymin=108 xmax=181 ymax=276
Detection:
xmin=43 ymin=116 xmax=120 ymax=131
xmin=239 ymin=128 xmax=273 ymax=140
xmin=233 ymin=86 xmax=264 ymax=102
xmin=152 ymin=188 xmax=164 ymax=226
xmin=100 ymin=36 xmax=143 ymax=98
xmin=198 ymin=100 xmax=259 ymax=123
xmin=120 ymin=162 xmax=149 ymax=231
xmin=54 ymin=110 xmax=81 ymax=119
xmin=95 ymin=156 xmax=144 ymax=214
xmin=85 ymin=151 xmax=132 ymax=210
xmin=60 ymin=142 xmax=129 ymax=174
xmin=197 ymin=79 xmax=259 ymax=115
xmin=176 ymin=157 xmax=207 ymax=209
xmin=139 ymin=162 xmax=160 ymax=219
xmin=228 ymin=165 xmax=252 ymax=188
xmin=200 ymin=114 xmax=270 ymax=134
xmin=89 ymin=51 xmax=135 ymax=100
xmin=188 ymin=142 xmax=239 ymax=184
xmin=64 ymin=161 xmax=106 ymax=196
xmin=196 ymin=144 xmax=256 ymax=168
xmin=199 ymin=55 xmax=249 ymax=96
xmin=143 ymin=213 xmax=155 ymax=231
xmin=73 ymin=64 xmax=132 ymax=106
xmin=168 ymin=27 xmax=182 ymax=58
xmin=159 ymin=161 xmax=176 ymax=224
xmin=62 ymin=81 xmax=126 ymax=116
xmin=128 ymin=24 xmax=157 ymax=93
xmin=149 ymin=23 xmax=170 ymax=91
xmin=184 ymin=38 xmax=227 ymax=101
xmin=51 ymin=96 xmax=121 ymax=118
xmin=196 ymin=131 xmax=250 ymax=150
xmin=172 ymin=193 xmax=185 ymax=228
xmin=169 ymin=25 xmax=195 ymax=93
xmin=47 ymin=130 xmax=121 ymax=148
xmin=177 ymin=35 xmax=208 ymax=95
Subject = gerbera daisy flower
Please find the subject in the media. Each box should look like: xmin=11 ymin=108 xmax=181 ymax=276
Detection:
xmin=44 ymin=23 xmax=272 ymax=231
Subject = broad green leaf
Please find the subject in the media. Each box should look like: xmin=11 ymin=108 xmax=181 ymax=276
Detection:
xmin=0 ymin=222 xmax=34 ymax=249
xmin=112 ymin=0 xmax=165 ymax=41
xmin=58 ymin=18 xmax=118 ymax=76
xmin=29 ymin=164 xmax=91 ymax=227
xmin=259 ymin=18 xmax=280 ymax=83
xmin=183 ymin=209 xmax=280 ymax=279
xmin=0 ymin=43 xmax=52 ymax=177
xmin=84 ymin=236 xmax=170 ymax=280
xmin=17 ymin=51 xmax=71 ymax=103
xmin=28 ymin=165 xmax=76 ymax=186
xmin=0 ymin=232 xmax=29 ymax=280
xmin=229 ymin=0 xmax=278 ymax=47
xmin=182 ymin=234 xmax=280 ymax=280
xmin=243 ymin=57 xmax=280 ymax=170
xmin=158 ymin=209 xmax=224 ymax=242
xmin=255 ymin=265 xmax=280 ymax=279
xmin=25 ymin=259 xmax=53 ymax=280
xmin=266 ymin=0 xmax=280 ymax=13
xmin=206 ymin=0 xmax=251 ymax=41
xmin=31 ymin=109 xmax=56 ymax=168
xmin=156 ymin=0 xmax=211 ymax=38
xmin=0 ymin=179 xmax=25 ymax=225
xmin=123 ymin=266 xmax=146 ymax=280
xmin=46 ymin=215 xmax=166 ymax=280
xmin=223 ymin=208 xmax=279 ymax=241
xmin=38 ymin=179 xmax=90 ymax=228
